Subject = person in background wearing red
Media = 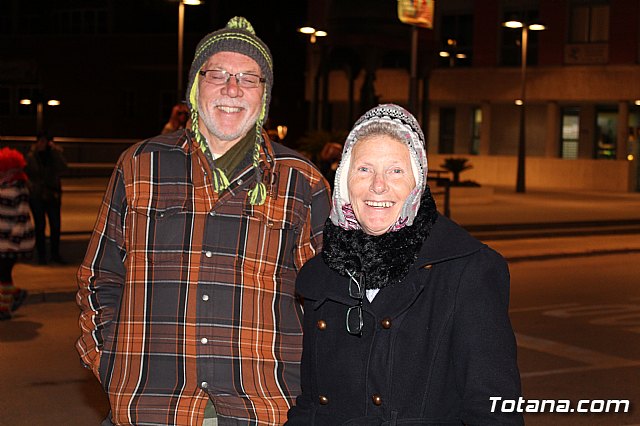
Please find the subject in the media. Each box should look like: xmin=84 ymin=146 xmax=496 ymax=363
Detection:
xmin=0 ymin=147 xmax=34 ymax=320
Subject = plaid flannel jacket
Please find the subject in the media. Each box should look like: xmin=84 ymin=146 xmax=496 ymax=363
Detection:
xmin=76 ymin=130 xmax=330 ymax=425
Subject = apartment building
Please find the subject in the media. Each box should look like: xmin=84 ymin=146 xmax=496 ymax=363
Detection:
xmin=308 ymin=0 xmax=640 ymax=191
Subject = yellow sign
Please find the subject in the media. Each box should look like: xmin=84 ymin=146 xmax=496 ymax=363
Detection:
xmin=397 ymin=0 xmax=434 ymax=28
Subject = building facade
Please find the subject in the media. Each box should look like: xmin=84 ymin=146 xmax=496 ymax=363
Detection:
xmin=309 ymin=0 xmax=640 ymax=192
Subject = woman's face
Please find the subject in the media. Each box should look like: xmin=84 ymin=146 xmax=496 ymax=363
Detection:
xmin=347 ymin=135 xmax=416 ymax=236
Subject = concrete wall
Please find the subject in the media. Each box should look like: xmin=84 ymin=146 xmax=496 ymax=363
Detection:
xmin=428 ymin=154 xmax=636 ymax=192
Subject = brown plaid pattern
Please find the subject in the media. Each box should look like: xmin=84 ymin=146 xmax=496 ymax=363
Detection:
xmin=76 ymin=131 xmax=330 ymax=425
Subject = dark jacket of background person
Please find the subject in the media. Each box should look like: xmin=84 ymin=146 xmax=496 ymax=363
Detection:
xmin=76 ymin=129 xmax=330 ymax=425
xmin=286 ymin=213 xmax=523 ymax=425
xmin=24 ymin=136 xmax=68 ymax=263
xmin=25 ymin=138 xmax=67 ymax=203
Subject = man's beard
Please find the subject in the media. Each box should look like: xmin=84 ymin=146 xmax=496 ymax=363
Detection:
xmin=199 ymin=99 xmax=261 ymax=142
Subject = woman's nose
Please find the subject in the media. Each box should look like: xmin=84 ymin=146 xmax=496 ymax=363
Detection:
xmin=370 ymin=173 xmax=388 ymax=194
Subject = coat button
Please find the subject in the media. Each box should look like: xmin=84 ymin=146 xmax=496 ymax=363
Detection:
xmin=381 ymin=318 xmax=392 ymax=329
xmin=316 ymin=320 xmax=327 ymax=330
xmin=423 ymin=264 xmax=433 ymax=269
xmin=372 ymin=394 xmax=382 ymax=406
xmin=319 ymin=395 xmax=329 ymax=405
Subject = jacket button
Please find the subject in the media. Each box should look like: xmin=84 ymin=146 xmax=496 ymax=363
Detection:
xmin=372 ymin=394 xmax=382 ymax=406
xmin=381 ymin=318 xmax=392 ymax=329
xmin=316 ymin=320 xmax=327 ymax=330
xmin=423 ymin=264 xmax=433 ymax=269
xmin=319 ymin=395 xmax=329 ymax=405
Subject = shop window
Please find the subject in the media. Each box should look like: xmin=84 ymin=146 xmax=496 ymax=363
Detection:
xmin=570 ymin=2 xmax=609 ymax=43
xmin=595 ymin=108 xmax=617 ymax=159
xmin=561 ymin=109 xmax=579 ymax=159
xmin=438 ymin=108 xmax=455 ymax=154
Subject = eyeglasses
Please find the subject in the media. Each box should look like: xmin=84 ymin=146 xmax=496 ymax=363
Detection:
xmin=346 ymin=270 xmax=365 ymax=336
xmin=199 ymin=69 xmax=265 ymax=88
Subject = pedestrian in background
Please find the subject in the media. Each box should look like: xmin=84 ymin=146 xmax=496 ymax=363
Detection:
xmin=0 ymin=147 xmax=34 ymax=320
xmin=76 ymin=16 xmax=330 ymax=426
xmin=286 ymin=104 xmax=523 ymax=425
xmin=161 ymin=102 xmax=190 ymax=134
xmin=25 ymin=132 xmax=68 ymax=265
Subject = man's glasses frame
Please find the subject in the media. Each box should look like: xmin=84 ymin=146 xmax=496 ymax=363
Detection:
xmin=346 ymin=270 xmax=364 ymax=336
xmin=199 ymin=69 xmax=265 ymax=89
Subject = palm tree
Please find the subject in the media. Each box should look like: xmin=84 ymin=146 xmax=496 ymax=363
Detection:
xmin=440 ymin=158 xmax=473 ymax=185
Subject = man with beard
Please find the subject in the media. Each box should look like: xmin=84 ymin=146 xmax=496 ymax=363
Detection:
xmin=76 ymin=17 xmax=330 ymax=426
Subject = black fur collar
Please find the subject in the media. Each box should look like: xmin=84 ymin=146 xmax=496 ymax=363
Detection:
xmin=322 ymin=187 xmax=439 ymax=289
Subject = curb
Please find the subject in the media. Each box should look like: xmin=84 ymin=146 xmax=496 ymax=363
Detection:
xmin=26 ymin=290 xmax=77 ymax=305
xmin=504 ymin=247 xmax=640 ymax=263
xmin=22 ymin=247 xmax=640 ymax=304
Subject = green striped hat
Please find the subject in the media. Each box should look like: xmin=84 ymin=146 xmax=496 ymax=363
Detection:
xmin=186 ymin=16 xmax=273 ymax=205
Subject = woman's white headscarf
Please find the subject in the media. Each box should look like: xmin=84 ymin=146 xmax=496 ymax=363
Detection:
xmin=329 ymin=104 xmax=428 ymax=233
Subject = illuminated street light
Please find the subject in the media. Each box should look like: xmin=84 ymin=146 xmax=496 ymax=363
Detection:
xmin=439 ymin=39 xmax=467 ymax=67
xmin=502 ymin=19 xmax=547 ymax=193
xmin=297 ymin=26 xmax=327 ymax=44
xmin=19 ymin=97 xmax=61 ymax=133
xmin=177 ymin=0 xmax=203 ymax=101
xmin=298 ymin=26 xmax=329 ymax=130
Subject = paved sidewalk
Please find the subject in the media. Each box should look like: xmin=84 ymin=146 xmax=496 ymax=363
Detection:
xmin=14 ymin=181 xmax=640 ymax=304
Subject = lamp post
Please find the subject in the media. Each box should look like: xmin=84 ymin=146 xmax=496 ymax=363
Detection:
xmin=503 ymin=19 xmax=546 ymax=193
xmin=177 ymin=0 xmax=202 ymax=101
xmin=19 ymin=97 xmax=61 ymax=134
xmin=298 ymin=26 xmax=328 ymax=131
xmin=297 ymin=26 xmax=327 ymax=44
xmin=439 ymin=39 xmax=467 ymax=68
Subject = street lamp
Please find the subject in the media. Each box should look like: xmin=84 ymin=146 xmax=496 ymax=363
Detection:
xmin=297 ymin=26 xmax=327 ymax=44
xmin=439 ymin=39 xmax=467 ymax=67
xmin=503 ymin=19 xmax=546 ymax=193
xmin=177 ymin=0 xmax=203 ymax=101
xmin=298 ymin=26 xmax=328 ymax=130
xmin=19 ymin=97 xmax=61 ymax=133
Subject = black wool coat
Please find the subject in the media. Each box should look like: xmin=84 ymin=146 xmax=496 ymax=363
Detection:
xmin=286 ymin=215 xmax=524 ymax=425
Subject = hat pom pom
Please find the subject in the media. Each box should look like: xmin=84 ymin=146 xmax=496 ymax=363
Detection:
xmin=226 ymin=16 xmax=255 ymax=35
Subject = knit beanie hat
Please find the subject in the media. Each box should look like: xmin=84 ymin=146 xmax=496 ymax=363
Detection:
xmin=329 ymin=104 xmax=428 ymax=232
xmin=186 ymin=16 xmax=273 ymax=205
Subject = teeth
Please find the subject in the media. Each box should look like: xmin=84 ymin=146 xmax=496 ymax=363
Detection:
xmin=365 ymin=201 xmax=394 ymax=208
xmin=217 ymin=106 xmax=242 ymax=113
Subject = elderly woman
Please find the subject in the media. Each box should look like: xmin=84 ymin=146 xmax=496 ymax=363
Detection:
xmin=286 ymin=104 xmax=523 ymax=425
